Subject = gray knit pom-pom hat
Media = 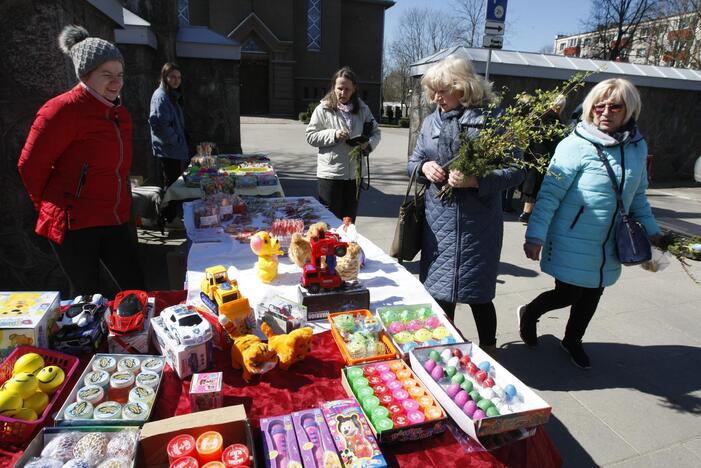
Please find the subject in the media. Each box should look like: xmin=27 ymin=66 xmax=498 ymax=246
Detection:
xmin=58 ymin=25 xmax=124 ymax=78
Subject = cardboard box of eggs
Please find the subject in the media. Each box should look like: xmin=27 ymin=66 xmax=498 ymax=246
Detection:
xmin=409 ymin=343 xmax=551 ymax=440
xmin=54 ymin=353 xmax=165 ymax=426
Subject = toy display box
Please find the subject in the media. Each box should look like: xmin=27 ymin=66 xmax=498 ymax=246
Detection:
xmin=410 ymin=342 xmax=551 ymax=440
xmin=297 ymin=284 xmax=369 ymax=321
xmin=260 ymin=414 xmax=302 ymax=468
xmin=290 ymin=408 xmax=342 ymax=468
xmin=320 ymin=399 xmax=387 ymax=467
xmin=54 ymin=353 xmax=166 ymax=427
xmin=329 ymin=310 xmax=398 ymax=365
xmin=256 ymin=295 xmax=307 ymax=335
xmin=151 ymin=315 xmax=214 ymax=379
xmin=108 ymin=296 xmax=155 ymax=354
xmin=376 ymin=304 xmax=465 ymax=358
xmin=16 ymin=426 xmax=140 ymax=468
xmin=189 ymin=372 xmax=223 ymax=412
xmin=340 ymin=360 xmax=447 ymax=444
xmin=0 ymin=291 xmax=60 ymax=358
xmin=140 ymin=405 xmax=256 ymax=467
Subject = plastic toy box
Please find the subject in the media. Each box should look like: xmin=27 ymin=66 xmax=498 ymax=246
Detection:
xmin=0 ymin=291 xmax=60 ymax=358
xmin=340 ymin=360 xmax=447 ymax=444
xmin=329 ymin=310 xmax=398 ymax=365
xmin=54 ymin=353 xmax=165 ymax=427
xmin=16 ymin=426 xmax=139 ymax=467
xmin=151 ymin=315 xmax=214 ymax=379
xmin=260 ymin=413 xmax=302 ymax=468
xmin=410 ymin=342 xmax=551 ymax=439
xmin=190 ymin=372 xmax=223 ymax=412
xmin=290 ymin=408 xmax=341 ymax=468
xmin=376 ymin=303 xmax=464 ymax=358
xmin=320 ymin=399 xmax=387 ymax=467
xmin=108 ymin=296 xmax=155 ymax=354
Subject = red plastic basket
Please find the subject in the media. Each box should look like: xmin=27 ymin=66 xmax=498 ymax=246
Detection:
xmin=0 ymin=346 xmax=80 ymax=446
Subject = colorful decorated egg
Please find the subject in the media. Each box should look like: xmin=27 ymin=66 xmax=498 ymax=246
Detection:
xmin=393 ymin=331 xmax=414 ymax=344
xmin=432 ymin=326 xmax=450 ymax=340
xmin=413 ymin=329 xmax=432 ymax=342
xmin=423 ymin=359 xmax=437 ymax=373
xmin=463 ymin=400 xmax=477 ymax=417
xmin=425 ymin=316 xmax=441 ymax=328
xmin=453 ymin=390 xmax=469 ymax=407
xmin=446 ymin=383 xmax=461 ymax=398
xmin=430 ymin=365 xmax=444 ymax=381
xmin=387 ymin=322 xmax=405 ymax=334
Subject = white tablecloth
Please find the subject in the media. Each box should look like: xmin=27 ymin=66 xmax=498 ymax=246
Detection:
xmin=184 ymin=197 xmax=442 ymax=332
xmin=162 ymin=176 xmax=284 ymax=206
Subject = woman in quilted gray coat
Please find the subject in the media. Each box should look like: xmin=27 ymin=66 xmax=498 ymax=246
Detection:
xmin=407 ymin=55 xmax=525 ymax=354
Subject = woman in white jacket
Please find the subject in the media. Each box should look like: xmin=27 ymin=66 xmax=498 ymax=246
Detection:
xmin=305 ymin=67 xmax=380 ymax=221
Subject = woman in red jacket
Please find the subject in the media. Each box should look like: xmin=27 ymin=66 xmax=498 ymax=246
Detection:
xmin=18 ymin=25 xmax=145 ymax=295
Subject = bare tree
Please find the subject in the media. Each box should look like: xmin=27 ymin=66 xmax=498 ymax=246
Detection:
xmin=386 ymin=7 xmax=462 ymax=108
xmin=584 ymin=0 xmax=659 ymax=61
xmin=453 ymin=0 xmax=486 ymax=46
xmin=538 ymin=44 xmax=554 ymax=54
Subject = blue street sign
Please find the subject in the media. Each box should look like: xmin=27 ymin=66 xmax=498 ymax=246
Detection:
xmin=486 ymin=0 xmax=508 ymax=22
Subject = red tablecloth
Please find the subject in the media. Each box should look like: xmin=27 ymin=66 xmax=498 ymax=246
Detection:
xmin=1 ymin=291 xmax=562 ymax=467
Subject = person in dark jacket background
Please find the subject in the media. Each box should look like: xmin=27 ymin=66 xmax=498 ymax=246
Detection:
xmin=407 ymin=55 xmax=525 ymax=355
xmin=149 ymin=62 xmax=189 ymax=223
xmin=18 ymin=25 xmax=145 ymax=296
xmin=518 ymin=94 xmax=567 ymax=224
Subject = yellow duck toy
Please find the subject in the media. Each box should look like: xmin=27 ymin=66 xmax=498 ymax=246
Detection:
xmin=260 ymin=322 xmax=314 ymax=370
xmin=250 ymin=231 xmax=284 ymax=283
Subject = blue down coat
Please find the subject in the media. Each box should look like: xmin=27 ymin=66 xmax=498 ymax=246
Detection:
xmin=149 ymin=87 xmax=188 ymax=160
xmin=408 ymin=107 xmax=526 ymax=304
xmin=526 ymin=121 xmax=660 ymax=288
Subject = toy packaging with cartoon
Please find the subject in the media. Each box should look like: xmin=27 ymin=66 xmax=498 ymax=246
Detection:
xmin=320 ymin=399 xmax=387 ymax=468
xmin=0 ymin=292 xmax=60 ymax=358
xmin=189 ymin=371 xmax=223 ymax=412
xmin=260 ymin=413 xmax=303 ymax=468
xmin=291 ymin=408 xmax=342 ymax=468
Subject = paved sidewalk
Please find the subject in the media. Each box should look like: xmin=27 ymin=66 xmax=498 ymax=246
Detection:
xmin=241 ymin=117 xmax=701 ymax=467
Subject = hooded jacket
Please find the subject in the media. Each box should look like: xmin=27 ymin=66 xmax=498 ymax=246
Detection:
xmin=18 ymin=83 xmax=133 ymax=244
xmin=305 ymin=98 xmax=381 ymax=179
xmin=526 ymin=121 xmax=660 ymax=288
xmin=149 ymin=86 xmax=188 ymax=160
xmin=407 ymin=106 xmax=525 ymax=304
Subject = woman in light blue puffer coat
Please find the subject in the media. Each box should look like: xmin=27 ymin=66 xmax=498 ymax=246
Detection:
xmin=519 ymin=78 xmax=661 ymax=370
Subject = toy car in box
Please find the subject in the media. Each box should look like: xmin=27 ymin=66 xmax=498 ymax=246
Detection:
xmin=160 ymin=304 xmax=213 ymax=346
xmin=256 ymin=295 xmax=306 ymax=334
xmin=108 ymin=290 xmax=148 ymax=335
xmin=51 ymin=294 xmax=109 ymax=354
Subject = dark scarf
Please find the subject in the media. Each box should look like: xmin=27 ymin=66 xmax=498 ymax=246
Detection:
xmin=437 ymin=106 xmax=465 ymax=166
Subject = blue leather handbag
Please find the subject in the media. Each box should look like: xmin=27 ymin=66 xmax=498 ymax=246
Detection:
xmin=594 ymin=145 xmax=652 ymax=265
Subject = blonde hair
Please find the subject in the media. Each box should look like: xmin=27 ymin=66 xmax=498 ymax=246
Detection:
xmin=582 ymin=78 xmax=641 ymax=125
xmin=421 ymin=55 xmax=495 ymax=107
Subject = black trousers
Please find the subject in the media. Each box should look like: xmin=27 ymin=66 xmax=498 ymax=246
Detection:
xmin=318 ymin=178 xmax=359 ymax=222
xmin=50 ymin=224 xmax=146 ymax=297
xmin=159 ymin=158 xmax=187 ymax=221
xmin=525 ymin=279 xmax=604 ymax=343
xmin=436 ymin=299 xmax=497 ymax=347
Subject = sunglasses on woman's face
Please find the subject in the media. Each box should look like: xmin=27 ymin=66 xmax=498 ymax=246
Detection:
xmin=593 ymin=103 xmax=624 ymax=114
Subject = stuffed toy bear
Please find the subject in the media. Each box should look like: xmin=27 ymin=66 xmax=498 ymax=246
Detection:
xmin=230 ymin=334 xmax=278 ymax=382
xmin=260 ymin=322 xmax=313 ymax=370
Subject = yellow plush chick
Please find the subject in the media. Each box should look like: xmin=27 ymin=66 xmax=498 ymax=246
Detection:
xmin=288 ymin=232 xmax=312 ymax=268
xmin=12 ymin=353 xmax=45 ymax=376
xmin=260 ymin=323 xmax=313 ymax=370
xmin=250 ymin=231 xmax=284 ymax=283
xmin=335 ymin=242 xmax=362 ymax=282
xmin=230 ymin=334 xmax=279 ymax=383
xmin=3 ymin=372 xmax=38 ymax=399
xmin=36 ymin=366 xmax=65 ymax=394
xmin=0 ymin=390 xmax=23 ymax=417
xmin=23 ymin=391 xmax=49 ymax=414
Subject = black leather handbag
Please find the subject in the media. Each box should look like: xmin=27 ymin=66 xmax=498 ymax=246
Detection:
xmin=390 ymin=164 xmax=426 ymax=262
xmin=594 ymin=145 xmax=652 ymax=265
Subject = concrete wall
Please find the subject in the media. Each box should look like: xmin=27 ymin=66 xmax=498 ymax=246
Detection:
xmin=408 ymin=73 xmax=701 ymax=183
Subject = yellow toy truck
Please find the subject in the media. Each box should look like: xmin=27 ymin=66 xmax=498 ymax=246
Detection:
xmin=200 ymin=265 xmax=251 ymax=329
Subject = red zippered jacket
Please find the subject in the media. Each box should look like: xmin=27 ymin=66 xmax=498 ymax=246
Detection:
xmin=18 ymin=83 xmax=133 ymax=244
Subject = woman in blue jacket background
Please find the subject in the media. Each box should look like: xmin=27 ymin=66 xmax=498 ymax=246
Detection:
xmin=519 ymin=78 xmax=661 ymax=369
xmin=149 ymin=62 xmax=188 ymax=222
xmin=407 ymin=55 xmax=525 ymax=355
